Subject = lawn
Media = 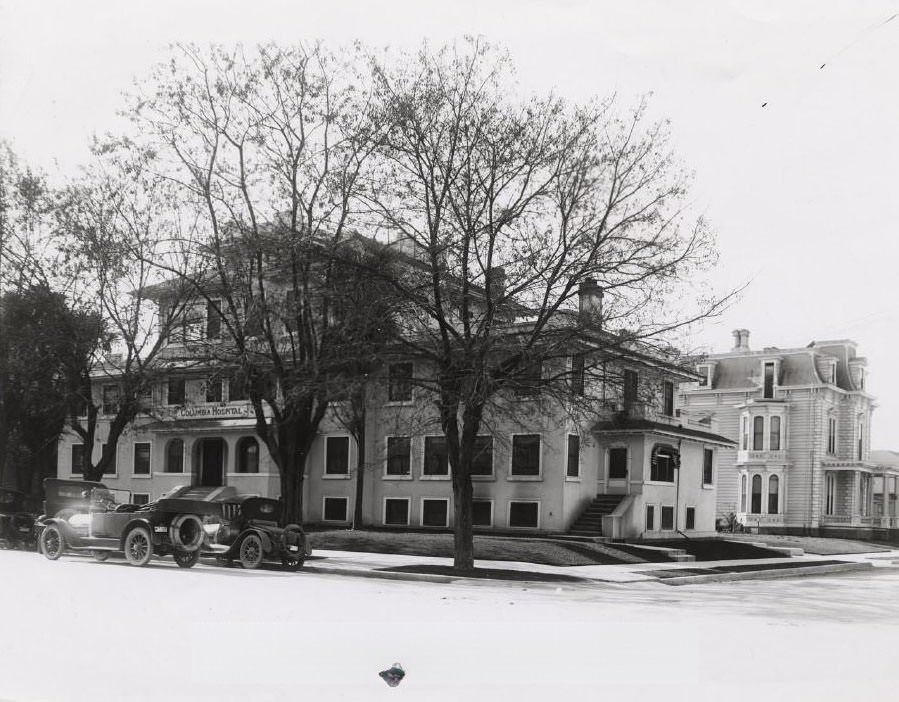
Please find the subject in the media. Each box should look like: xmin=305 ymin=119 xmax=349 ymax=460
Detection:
xmin=723 ymin=533 xmax=889 ymax=555
xmin=307 ymin=529 xmax=643 ymax=566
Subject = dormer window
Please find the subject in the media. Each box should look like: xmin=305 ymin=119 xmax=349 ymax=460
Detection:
xmin=827 ymin=361 xmax=837 ymax=385
xmin=763 ymin=361 xmax=776 ymax=399
xmin=859 ymin=369 xmax=865 ymax=390
xmin=697 ymin=365 xmax=710 ymax=387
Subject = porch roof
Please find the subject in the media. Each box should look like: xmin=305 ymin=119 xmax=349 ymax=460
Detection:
xmin=592 ymin=418 xmax=736 ymax=447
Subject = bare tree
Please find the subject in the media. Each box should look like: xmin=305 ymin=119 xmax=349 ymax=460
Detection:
xmin=120 ymin=43 xmax=390 ymax=523
xmin=358 ymin=39 xmax=736 ymax=571
xmin=54 ymin=153 xmax=197 ymax=482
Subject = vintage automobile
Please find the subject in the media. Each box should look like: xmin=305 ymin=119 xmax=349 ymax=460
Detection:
xmin=0 ymin=488 xmax=38 ymax=551
xmin=41 ymin=478 xmax=109 ymax=520
xmin=38 ymin=484 xmax=220 ymax=568
xmin=202 ymin=495 xmax=308 ymax=571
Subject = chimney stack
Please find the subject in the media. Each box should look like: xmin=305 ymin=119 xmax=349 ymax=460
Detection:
xmin=578 ymin=278 xmax=603 ymax=323
xmin=731 ymin=328 xmax=750 ymax=351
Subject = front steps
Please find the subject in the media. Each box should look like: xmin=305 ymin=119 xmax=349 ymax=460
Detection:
xmin=568 ymin=495 xmax=625 ymax=537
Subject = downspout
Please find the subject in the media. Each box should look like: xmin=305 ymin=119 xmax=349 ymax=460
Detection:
xmin=675 ymin=438 xmax=683 ymax=538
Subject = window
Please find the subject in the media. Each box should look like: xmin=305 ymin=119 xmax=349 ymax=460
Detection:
xmin=828 ymin=361 xmax=836 ymax=385
xmin=387 ymin=362 xmax=413 ymax=402
xmin=752 ymin=416 xmax=764 ymax=450
xmin=471 ymin=436 xmax=493 ymax=476
xmin=825 ymin=473 xmax=836 ymax=515
xmin=511 ymin=434 xmax=541 ymax=477
xmin=566 ymin=435 xmax=580 ymax=478
xmin=133 ymin=443 xmax=151 ymax=475
xmin=741 ymin=416 xmax=749 ymax=450
xmin=205 ymin=377 xmax=223 ymax=403
xmin=751 ymin=474 xmax=762 ymax=514
xmin=102 ymin=384 xmax=120 ymax=415
xmin=386 ymin=436 xmax=411 ymax=476
xmin=740 ymin=474 xmax=747 ymax=512
xmin=325 ymin=436 xmax=350 ymax=475
xmin=827 ymin=416 xmax=837 ymax=455
xmin=609 ymin=447 xmax=628 ymax=480
xmin=702 ymin=448 xmax=714 ymax=485
xmin=165 ymin=439 xmax=184 ymax=473
xmin=645 ymin=504 xmax=655 ymax=531
xmin=132 ymin=493 xmax=150 ymax=506
xmin=472 ymin=500 xmax=493 ymax=527
xmin=623 ymin=369 xmax=638 ymax=407
xmin=508 ymin=501 xmax=539 ymax=528
xmin=650 ymin=445 xmax=677 ymax=483
xmin=769 ymin=416 xmax=781 ymax=451
xmin=422 ymin=499 xmax=449 ymax=527
xmin=323 ymin=497 xmax=348 ymax=522
xmin=206 ymin=300 xmax=222 ymax=340
xmin=71 ymin=444 xmax=85 ymax=475
xmin=763 ymin=362 xmax=776 ymax=399
xmin=515 ymin=360 xmax=543 ymax=396
xmin=167 ymin=378 xmax=185 ymax=405
xmin=660 ymin=506 xmax=674 ymax=530
xmin=858 ymin=416 xmax=865 ymax=461
xmin=697 ymin=365 xmax=710 ymax=387
xmin=384 ymin=498 xmax=410 ymax=526
xmin=229 ymin=373 xmax=248 ymax=402
xmin=685 ymin=507 xmax=696 ymax=530
xmin=570 ymin=354 xmax=585 ymax=396
xmin=768 ymin=475 xmax=779 ymax=514
xmin=662 ymin=381 xmax=674 ymax=416
xmin=237 ymin=437 xmax=259 ymax=474
xmin=102 ymin=443 xmax=117 ymax=474
xmin=423 ymin=436 xmax=449 ymax=477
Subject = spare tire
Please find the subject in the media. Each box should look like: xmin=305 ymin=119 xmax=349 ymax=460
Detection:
xmin=169 ymin=514 xmax=205 ymax=552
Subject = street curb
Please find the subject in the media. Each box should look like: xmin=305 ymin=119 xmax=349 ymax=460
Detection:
xmin=657 ymin=561 xmax=873 ymax=586
xmin=304 ymin=565 xmax=457 ymax=583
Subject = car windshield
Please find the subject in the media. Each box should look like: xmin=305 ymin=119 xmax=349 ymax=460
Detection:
xmin=90 ymin=488 xmax=133 ymax=509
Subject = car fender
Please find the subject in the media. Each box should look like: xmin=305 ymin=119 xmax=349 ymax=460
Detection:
xmin=37 ymin=517 xmax=87 ymax=549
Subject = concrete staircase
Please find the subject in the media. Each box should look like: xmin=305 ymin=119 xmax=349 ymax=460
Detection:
xmin=568 ymin=495 xmax=625 ymax=537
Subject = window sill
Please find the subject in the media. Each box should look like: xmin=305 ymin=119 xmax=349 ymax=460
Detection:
xmin=645 ymin=480 xmax=676 ymax=486
xmin=565 ymin=476 xmax=581 ymax=482
xmin=226 ymin=472 xmax=279 ymax=478
xmin=132 ymin=474 xmax=153 ymax=480
xmin=322 ymin=474 xmax=351 ymax=480
xmin=507 ymin=523 xmax=540 ymax=529
xmin=702 ymin=483 xmax=715 ymax=490
xmin=152 ymin=472 xmax=188 ymax=477
xmin=382 ymin=474 xmax=413 ymax=481
xmin=508 ymin=476 xmax=543 ymax=482
xmin=420 ymin=475 xmax=451 ymax=481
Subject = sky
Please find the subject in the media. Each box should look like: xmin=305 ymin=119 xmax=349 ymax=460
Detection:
xmin=2 ymin=0 xmax=898 ymax=444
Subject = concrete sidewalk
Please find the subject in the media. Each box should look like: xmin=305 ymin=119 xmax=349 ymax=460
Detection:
xmin=301 ymin=546 xmax=897 ymax=585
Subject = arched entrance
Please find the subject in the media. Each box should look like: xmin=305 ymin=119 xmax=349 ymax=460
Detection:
xmin=197 ymin=438 xmax=226 ymax=487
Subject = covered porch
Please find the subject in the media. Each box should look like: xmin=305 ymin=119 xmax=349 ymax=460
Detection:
xmin=820 ymin=461 xmax=899 ymax=529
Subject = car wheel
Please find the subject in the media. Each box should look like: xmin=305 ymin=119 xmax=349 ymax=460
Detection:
xmin=123 ymin=526 xmax=154 ymax=567
xmin=91 ymin=550 xmax=110 ymax=562
xmin=41 ymin=525 xmax=65 ymax=560
xmin=238 ymin=534 xmax=264 ymax=569
xmin=173 ymin=549 xmax=200 ymax=568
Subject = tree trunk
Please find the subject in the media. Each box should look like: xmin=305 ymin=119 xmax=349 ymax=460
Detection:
xmin=352 ymin=412 xmax=366 ymax=529
xmin=452 ymin=471 xmax=475 ymax=571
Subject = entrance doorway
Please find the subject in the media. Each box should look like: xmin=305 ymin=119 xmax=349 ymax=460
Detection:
xmin=199 ymin=438 xmax=225 ymax=487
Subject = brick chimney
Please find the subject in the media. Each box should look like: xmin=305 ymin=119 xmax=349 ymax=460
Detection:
xmin=578 ymin=278 xmax=603 ymax=323
xmin=732 ymin=328 xmax=750 ymax=351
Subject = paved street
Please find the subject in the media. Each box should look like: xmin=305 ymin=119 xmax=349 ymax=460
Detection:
xmin=2 ymin=549 xmax=899 ymax=702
